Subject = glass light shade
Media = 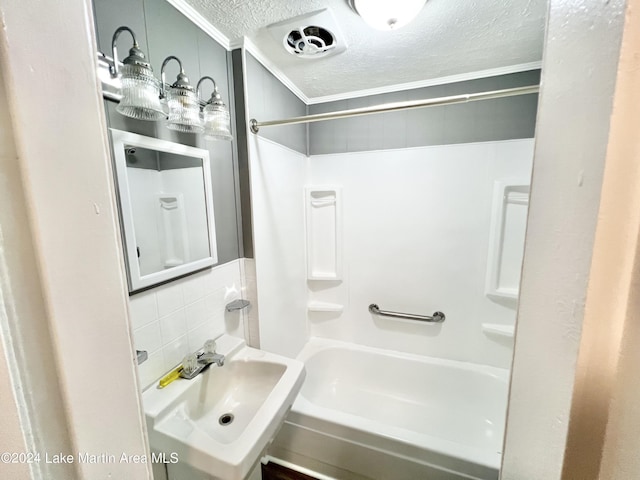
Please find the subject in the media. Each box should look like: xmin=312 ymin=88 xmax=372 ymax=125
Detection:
xmin=203 ymin=103 xmax=233 ymax=141
xmin=116 ymin=64 xmax=165 ymax=120
xmin=352 ymin=0 xmax=426 ymax=30
xmin=166 ymin=87 xmax=204 ymax=134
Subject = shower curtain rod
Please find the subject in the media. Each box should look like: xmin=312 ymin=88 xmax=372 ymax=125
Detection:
xmin=249 ymin=85 xmax=539 ymax=134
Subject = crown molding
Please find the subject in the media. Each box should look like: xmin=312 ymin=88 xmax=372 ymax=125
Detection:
xmin=162 ymin=0 xmax=310 ymax=103
xmin=229 ymin=37 xmax=244 ymax=50
xmin=241 ymin=37 xmax=311 ymax=104
xmin=305 ymin=61 xmax=543 ymax=104
xmin=166 ymin=0 xmax=232 ymax=50
xmin=229 ymin=36 xmax=541 ymax=106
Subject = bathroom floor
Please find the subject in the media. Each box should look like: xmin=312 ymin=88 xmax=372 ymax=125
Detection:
xmin=262 ymin=462 xmax=318 ymax=480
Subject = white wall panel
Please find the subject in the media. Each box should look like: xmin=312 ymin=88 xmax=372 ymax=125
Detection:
xmin=308 ymin=140 xmax=533 ymax=368
xmin=249 ymin=136 xmax=309 ymax=358
xmin=251 ymin=136 xmax=532 ymax=368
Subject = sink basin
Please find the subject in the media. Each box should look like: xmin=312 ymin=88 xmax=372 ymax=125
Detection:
xmin=143 ymin=335 xmax=306 ymax=480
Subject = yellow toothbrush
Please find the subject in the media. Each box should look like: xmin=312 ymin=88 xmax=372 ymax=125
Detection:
xmin=158 ymin=365 xmax=183 ymax=389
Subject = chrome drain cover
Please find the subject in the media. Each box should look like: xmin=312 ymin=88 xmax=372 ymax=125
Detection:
xmin=218 ymin=413 xmax=234 ymax=426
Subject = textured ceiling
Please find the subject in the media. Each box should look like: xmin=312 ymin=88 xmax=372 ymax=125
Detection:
xmin=185 ymin=0 xmax=547 ymax=99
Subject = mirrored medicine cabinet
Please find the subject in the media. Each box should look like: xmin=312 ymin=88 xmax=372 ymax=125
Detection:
xmin=110 ymin=129 xmax=218 ymax=292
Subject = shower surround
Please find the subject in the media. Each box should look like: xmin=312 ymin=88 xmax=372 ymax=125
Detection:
xmin=239 ymin=43 xmax=537 ymax=480
xmin=248 ymin=132 xmax=533 ymax=478
xmin=250 ymin=135 xmax=533 ymax=367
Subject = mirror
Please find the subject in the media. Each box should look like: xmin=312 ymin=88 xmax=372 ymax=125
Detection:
xmin=110 ymin=129 xmax=218 ymax=292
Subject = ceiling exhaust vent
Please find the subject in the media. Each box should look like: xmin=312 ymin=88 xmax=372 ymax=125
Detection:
xmin=285 ymin=26 xmax=335 ymax=58
xmin=267 ymin=9 xmax=347 ymax=60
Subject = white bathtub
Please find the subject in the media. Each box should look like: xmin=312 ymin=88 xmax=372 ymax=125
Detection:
xmin=269 ymin=338 xmax=509 ymax=480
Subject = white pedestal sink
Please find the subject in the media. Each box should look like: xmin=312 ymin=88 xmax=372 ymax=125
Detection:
xmin=143 ymin=335 xmax=306 ymax=480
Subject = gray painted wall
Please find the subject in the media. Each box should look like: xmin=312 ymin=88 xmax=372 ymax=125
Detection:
xmin=234 ymin=51 xmax=308 ymax=259
xmin=309 ymin=70 xmax=540 ymax=155
xmin=245 ymin=53 xmax=307 ymax=154
xmin=93 ymin=0 xmax=241 ymax=264
xmin=232 ymin=49 xmax=254 ymax=257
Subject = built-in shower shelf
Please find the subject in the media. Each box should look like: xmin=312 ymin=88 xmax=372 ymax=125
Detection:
xmin=485 ymin=181 xmax=530 ymax=301
xmin=305 ymin=186 xmax=342 ymax=281
xmin=482 ymin=323 xmax=515 ymax=338
xmin=307 ymin=302 xmax=344 ymax=313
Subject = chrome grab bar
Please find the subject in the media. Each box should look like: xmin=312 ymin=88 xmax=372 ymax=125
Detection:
xmin=368 ymin=304 xmax=446 ymax=323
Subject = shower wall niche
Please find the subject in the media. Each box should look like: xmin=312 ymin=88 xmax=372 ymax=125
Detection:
xmin=485 ymin=182 xmax=530 ymax=301
xmin=305 ymin=187 xmax=342 ymax=281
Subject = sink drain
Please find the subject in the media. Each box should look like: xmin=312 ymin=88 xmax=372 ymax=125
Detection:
xmin=218 ymin=413 xmax=234 ymax=426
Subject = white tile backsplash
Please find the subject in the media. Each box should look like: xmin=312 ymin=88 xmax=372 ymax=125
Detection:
xmin=159 ymin=309 xmax=187 ymax=345
xmin=207 ymin=310 xmax=227 ymax=340
xmin=156 ymin=282 xmax=184 ymax=317
xmin=187 ymin=322 xmax=221 ymax=350
xmin=185 ymin=298 xmax=207 ymax=330
xmin=133 ymin=321 xmax=162 ymax=354
xmin=129 ymin=293 xmax=158 ymax=330
xmin=138 ymin=351 xmax=165 ymax=390
xmin=223 ymin=309 xmax=244 ymax=339
xmin=204 ymin=288 xmax=226 ymax=316
xmin=182 ymin=272 xmax=207 ymax=305
xmin=162 ymin=335 xmax=190 ymax=370
xmin=130 ymin=259 xmax=246 ymax=390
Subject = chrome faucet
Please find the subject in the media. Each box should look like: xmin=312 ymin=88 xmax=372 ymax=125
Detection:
xmin=199 ymin=350 xmax=225 ymax=367
xmin=180 ymin=339 xmax=225 ymax=380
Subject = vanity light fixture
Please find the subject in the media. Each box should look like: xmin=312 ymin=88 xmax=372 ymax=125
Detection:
xmin=100 ymin=27 xmax=233 ymax=138
xmin=349 ymin=0 xmax=427 ymax=30
xmin=197 ymin=76 xmax=233 ymax=141
xmin=110 ymin=26 xmax=165 ymax=121
xmin=161 ymin=56 xmax=205 ymax=134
